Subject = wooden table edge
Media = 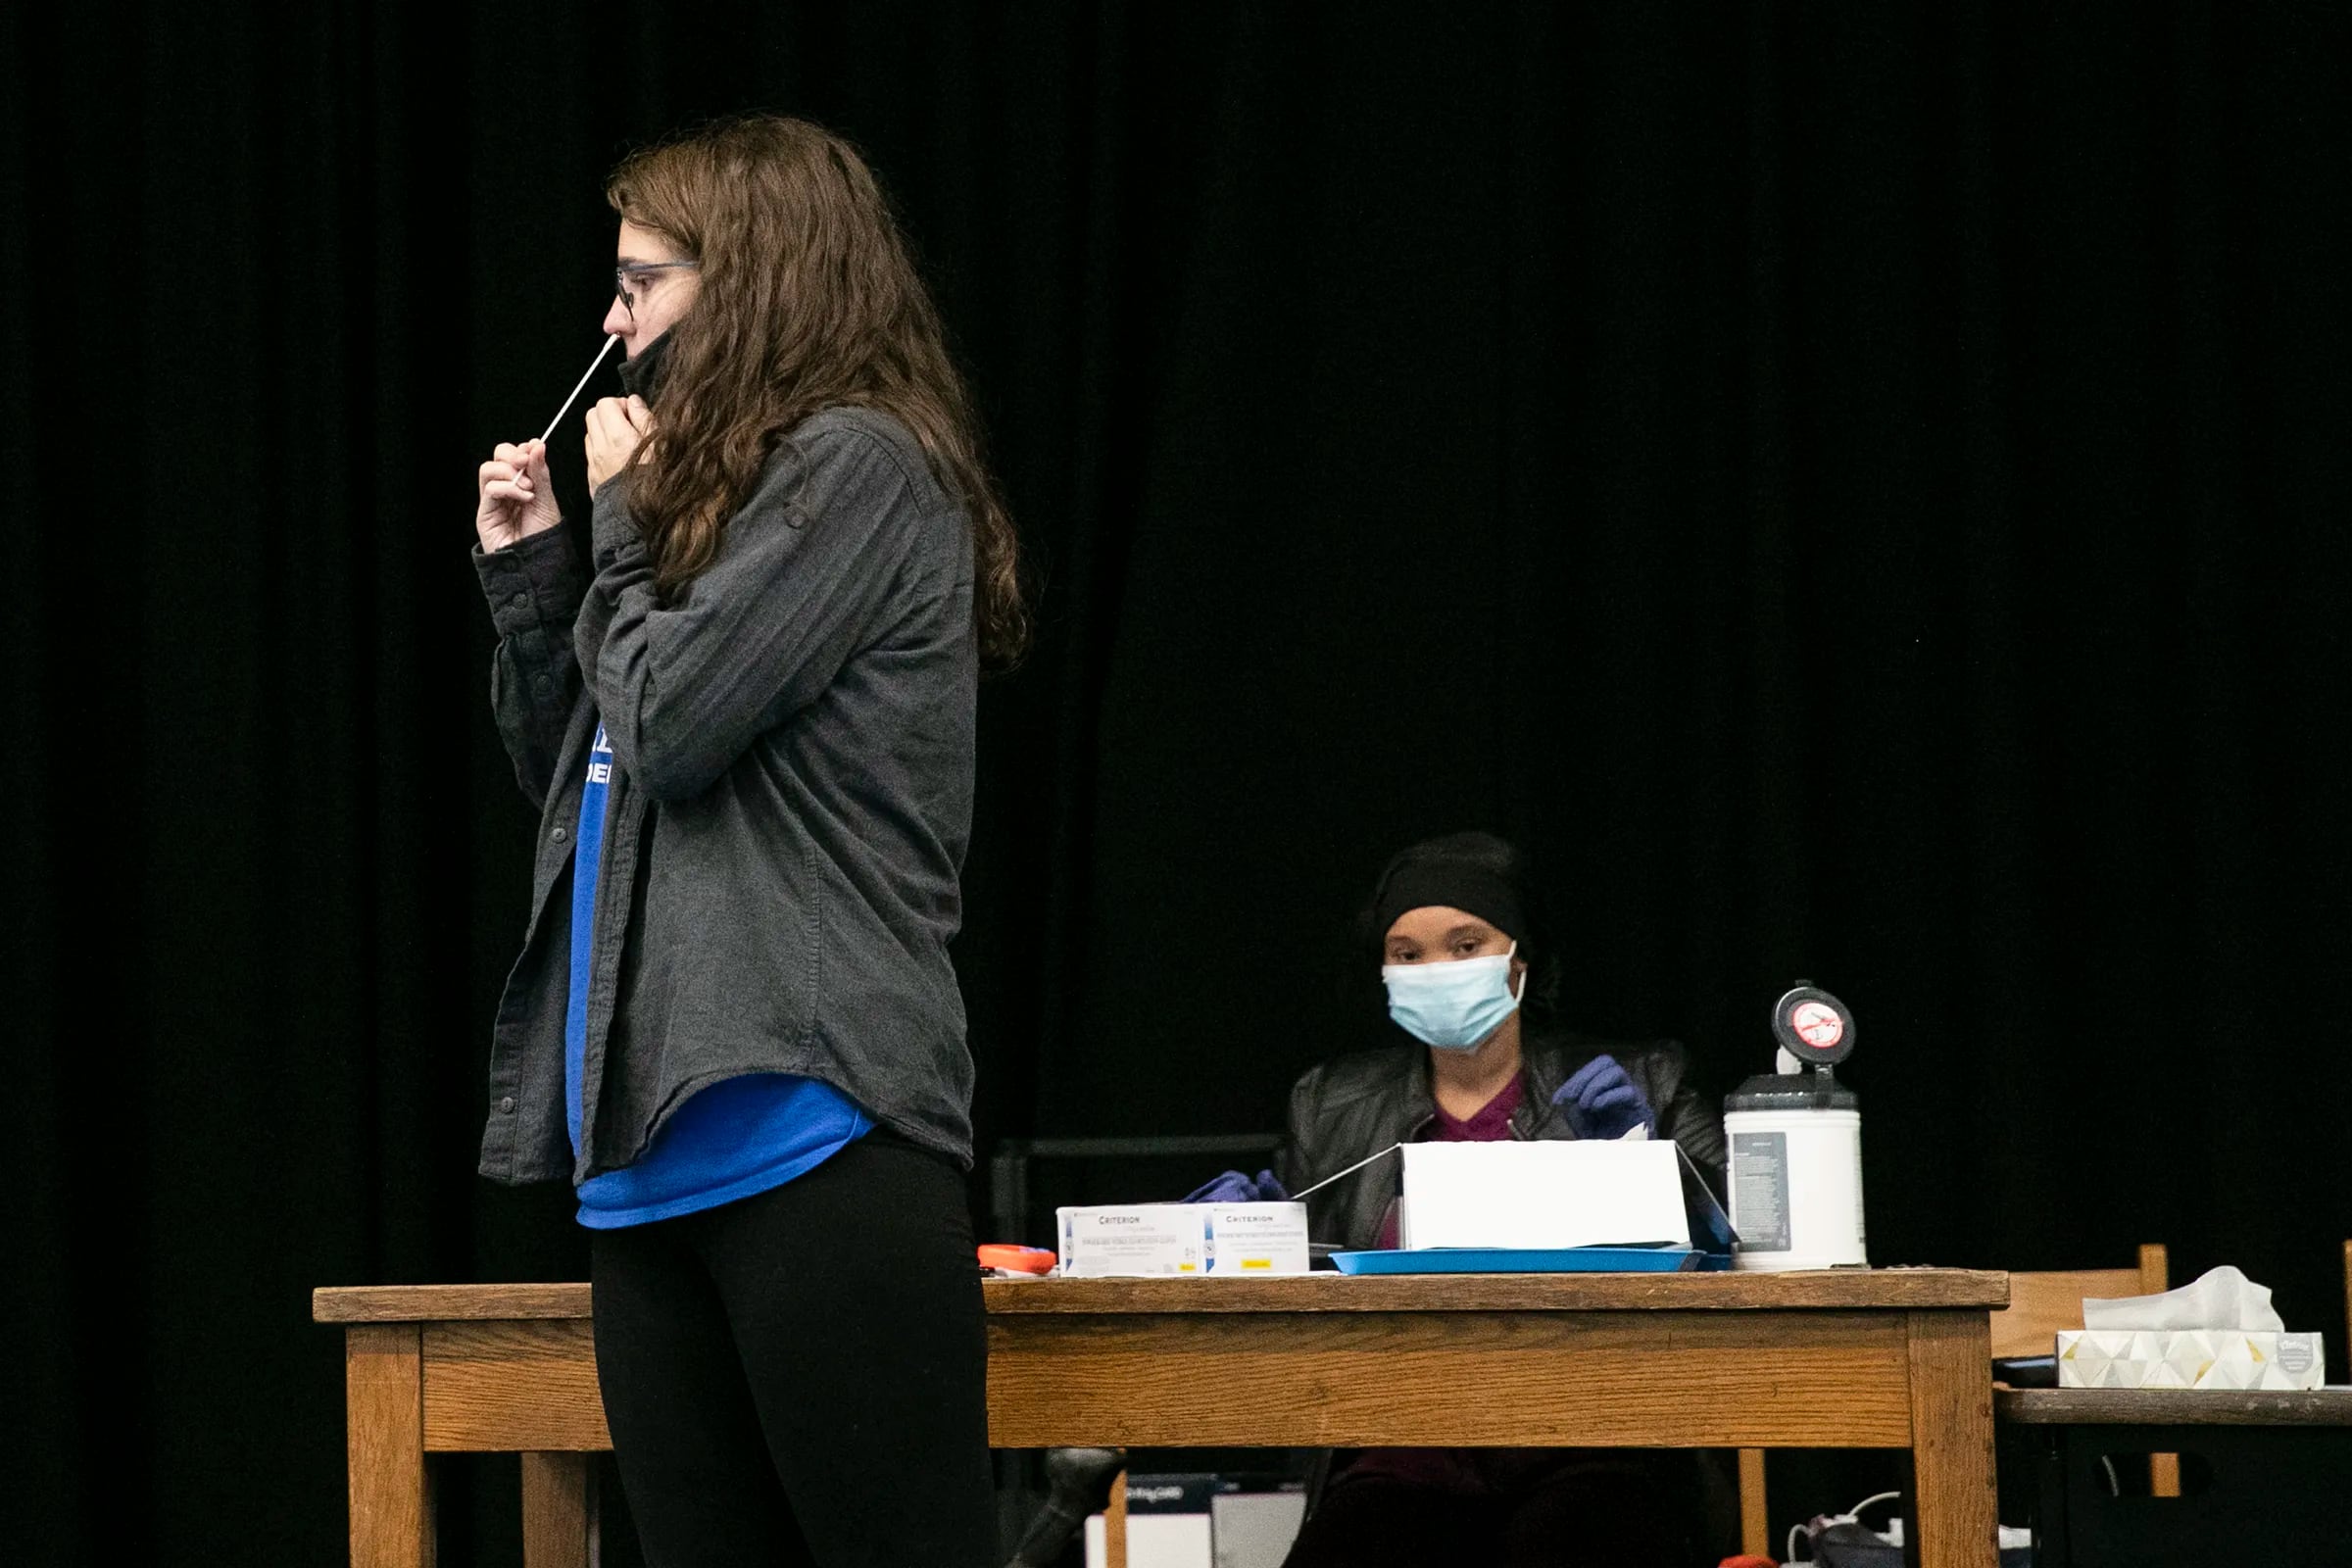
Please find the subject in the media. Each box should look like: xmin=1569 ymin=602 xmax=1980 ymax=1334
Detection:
xmin=316 ymin=1284 xmax=595 ymax=1323
xmin=982 ymin=1269 xmax=2009 ymax=1313
xmin=1997 ymin=1387 xmax=2352 ymax=1426
xmin=316 ymin=1269 xmax=2006 ymax=1324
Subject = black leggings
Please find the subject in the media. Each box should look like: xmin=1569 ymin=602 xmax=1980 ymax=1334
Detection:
xmin=588 ymin=1130 xmax=996 ymax=1568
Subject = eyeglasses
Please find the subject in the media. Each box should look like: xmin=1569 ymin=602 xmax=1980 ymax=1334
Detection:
xmin=613 ymin=261 xmax=700 ymax=320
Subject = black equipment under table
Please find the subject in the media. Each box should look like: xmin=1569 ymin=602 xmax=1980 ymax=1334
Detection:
xmin=1996 ymin=1387 xmax=2352 ymax=1567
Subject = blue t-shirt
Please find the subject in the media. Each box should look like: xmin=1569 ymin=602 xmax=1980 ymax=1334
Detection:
xmin=565 ymin=722 xmax=868 ymax=1229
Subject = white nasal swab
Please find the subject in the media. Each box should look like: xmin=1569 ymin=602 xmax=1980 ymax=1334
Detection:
xmin=535 ymin=333 xmax=623 ymax=448
xmin=1288 ymin=1142 xmax=1405 ymax=1201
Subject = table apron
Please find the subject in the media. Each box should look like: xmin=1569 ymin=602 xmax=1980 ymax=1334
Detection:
xmin=409 ymin=1309 xmax=1930 ymax=1453
xmin=423 ymin=1321 xmax=611 ymax=1453
xmin=987 ymin=1308 xmax=1916 ymax=1449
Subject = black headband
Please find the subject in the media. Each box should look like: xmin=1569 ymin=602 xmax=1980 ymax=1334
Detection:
xmin=1372 ymin=861 xmax=1526 ymax=946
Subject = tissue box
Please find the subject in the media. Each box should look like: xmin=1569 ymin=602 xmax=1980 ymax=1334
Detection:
xmin=2056 ymin=1330 xmax=2326 ymax=1390
xmin=1056 ymin=1203 xmax=1310 ymax=1277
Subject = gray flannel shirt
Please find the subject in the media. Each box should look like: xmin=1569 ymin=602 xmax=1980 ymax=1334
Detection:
xmin=470 ymin=407 xmax=979 ymax=1184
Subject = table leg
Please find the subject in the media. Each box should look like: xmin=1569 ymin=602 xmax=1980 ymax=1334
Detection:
xmin=345 ymin=1324 xmax=435 ymax=1568
xmin=1105 ymin=1469 xmax=1127 ymax=1568
xmin=1905 ymin=1310 xmax=1996 ymax=1568
xmin=520 ymin=1451 xmax=599 ymax=1568
xmin=1738 ymin=1447 xmax=1771 ymax=1555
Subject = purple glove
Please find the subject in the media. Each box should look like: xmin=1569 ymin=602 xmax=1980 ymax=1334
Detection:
xmin=1551 ymin=1054 xmax=1656 ymax=1141
xmin=1183 ymin=1168 xmax=1286 ymax=1203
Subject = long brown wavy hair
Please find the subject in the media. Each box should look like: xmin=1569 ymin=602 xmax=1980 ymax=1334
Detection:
xmin=607 ymin=116 xmax=1027 ymax=669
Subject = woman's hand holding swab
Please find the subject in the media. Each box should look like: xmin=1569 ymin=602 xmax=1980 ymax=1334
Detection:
xmin=471 ymin=335 xmax=623 ymax=554
xmin=474 ymin=439 xmax=561 ymax=553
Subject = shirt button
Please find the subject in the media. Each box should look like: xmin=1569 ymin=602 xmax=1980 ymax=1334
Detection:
xmin=533 ymin=673 xmax=552 ymax=693
xmin=512 ymin=591 xmax=529 ymax=608
xmin=552 ymin=827 xmax=568 ymax=843
xmin=498 ymin=1096 xmax=516 ymax=1113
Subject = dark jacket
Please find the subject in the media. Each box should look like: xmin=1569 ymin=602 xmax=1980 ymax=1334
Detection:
xmin=1272 ymin=1026 xmax=1727 ymax=1252
xmin=471 ymin=406 xmax=978 ymax=1185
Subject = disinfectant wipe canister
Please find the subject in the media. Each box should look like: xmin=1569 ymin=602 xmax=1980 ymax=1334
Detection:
xmin=1725 ymin=984 xmax=1867 ymax=1271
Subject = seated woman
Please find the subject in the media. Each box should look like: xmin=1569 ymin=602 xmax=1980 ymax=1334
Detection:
xmin=1188 ymin=830 xmax=1734 ymax=1568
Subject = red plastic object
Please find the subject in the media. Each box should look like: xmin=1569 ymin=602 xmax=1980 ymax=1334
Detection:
xmin=977 ymin=1244 xmax=1056 ymax=1276
xmin=1719 ymin=1556 xmax=1780 ymax=1568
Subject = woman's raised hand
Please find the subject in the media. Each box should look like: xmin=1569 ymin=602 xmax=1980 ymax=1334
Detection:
xmin=475 ymin=440 xmax=561 ymax=553
xmin=586 ymin=395 xmax=653 ymax=491
xmin=1551 ymin=1054 xmax=1656 ymax=1141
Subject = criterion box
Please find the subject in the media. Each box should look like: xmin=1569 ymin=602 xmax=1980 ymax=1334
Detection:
xmin=1056 ymin=1201 xmax=1310 ymax=1277
xmin=1056 ymin=1204 xmax=1208 ymax=1277
xmin=1202 ymin=1202 xmax=1310 ymax=1274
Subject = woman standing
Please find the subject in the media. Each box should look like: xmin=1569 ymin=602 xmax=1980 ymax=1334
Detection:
xmin=469 ymin=117 xmax=1022 ymax=1567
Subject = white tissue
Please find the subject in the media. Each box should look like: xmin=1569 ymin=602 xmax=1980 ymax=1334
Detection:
xmin=2082 ymin=1264 xmax=2284 ymax=1332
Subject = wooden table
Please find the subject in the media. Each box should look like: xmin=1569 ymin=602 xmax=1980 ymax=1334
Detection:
xmin=1996 ymin=1387 xmax=2352 ymax=1566
xmin=315 ymin=1268 xmax=2008 ymax=1567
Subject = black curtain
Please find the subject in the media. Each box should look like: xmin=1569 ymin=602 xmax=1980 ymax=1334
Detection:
xmin=10 ymin=3 xmax=2350 ymax=1562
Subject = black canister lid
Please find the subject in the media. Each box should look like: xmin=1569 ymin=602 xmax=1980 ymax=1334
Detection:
xmin=1725 ymin=1068 xmax=1859 ymax=1112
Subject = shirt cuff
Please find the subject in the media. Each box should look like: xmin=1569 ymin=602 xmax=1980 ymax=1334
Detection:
xmin=474 ymin=525 xmax=586 ymax=636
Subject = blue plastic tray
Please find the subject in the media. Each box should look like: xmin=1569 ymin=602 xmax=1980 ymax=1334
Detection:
xmin=1331 ymin=1246 xmax=1732 ymax=1275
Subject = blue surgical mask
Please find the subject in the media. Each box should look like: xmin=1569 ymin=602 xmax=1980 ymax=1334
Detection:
xmin=1382 ymin=943 xmax=1526 ymax=1052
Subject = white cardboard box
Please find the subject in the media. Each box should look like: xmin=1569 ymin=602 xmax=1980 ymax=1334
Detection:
xmin=1211 ymin=1490 xmax=1308 ymax=1568
xmin=1086 ymin=1475 xmax=1305 ymax=1568
xmin=1057 ymin=1204 xmax=1207 ymax=1276
xmin=1201 ymin=1202 xmax=1310 ymax=1274
xmin=2056 ymin=1330 xmax=2326 ymax=1390
xmin=1397 ymin=1140 xmax=1691 ymax=1250
xmin=1084 ymin=1511 xmax=1215 ymax=1568
xmin=1056 ymin=1202 xmax=1310 ymax=1277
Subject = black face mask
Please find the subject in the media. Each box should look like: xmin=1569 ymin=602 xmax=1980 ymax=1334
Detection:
xmin=615 ymin=330 xmax=674 ymax=406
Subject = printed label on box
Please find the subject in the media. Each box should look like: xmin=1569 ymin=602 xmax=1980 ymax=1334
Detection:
xmin=1056 ymin=1205 xmax=1208 ymax=1277
xmin=1204 ymin=1202 xmax=1310 ymax=1274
